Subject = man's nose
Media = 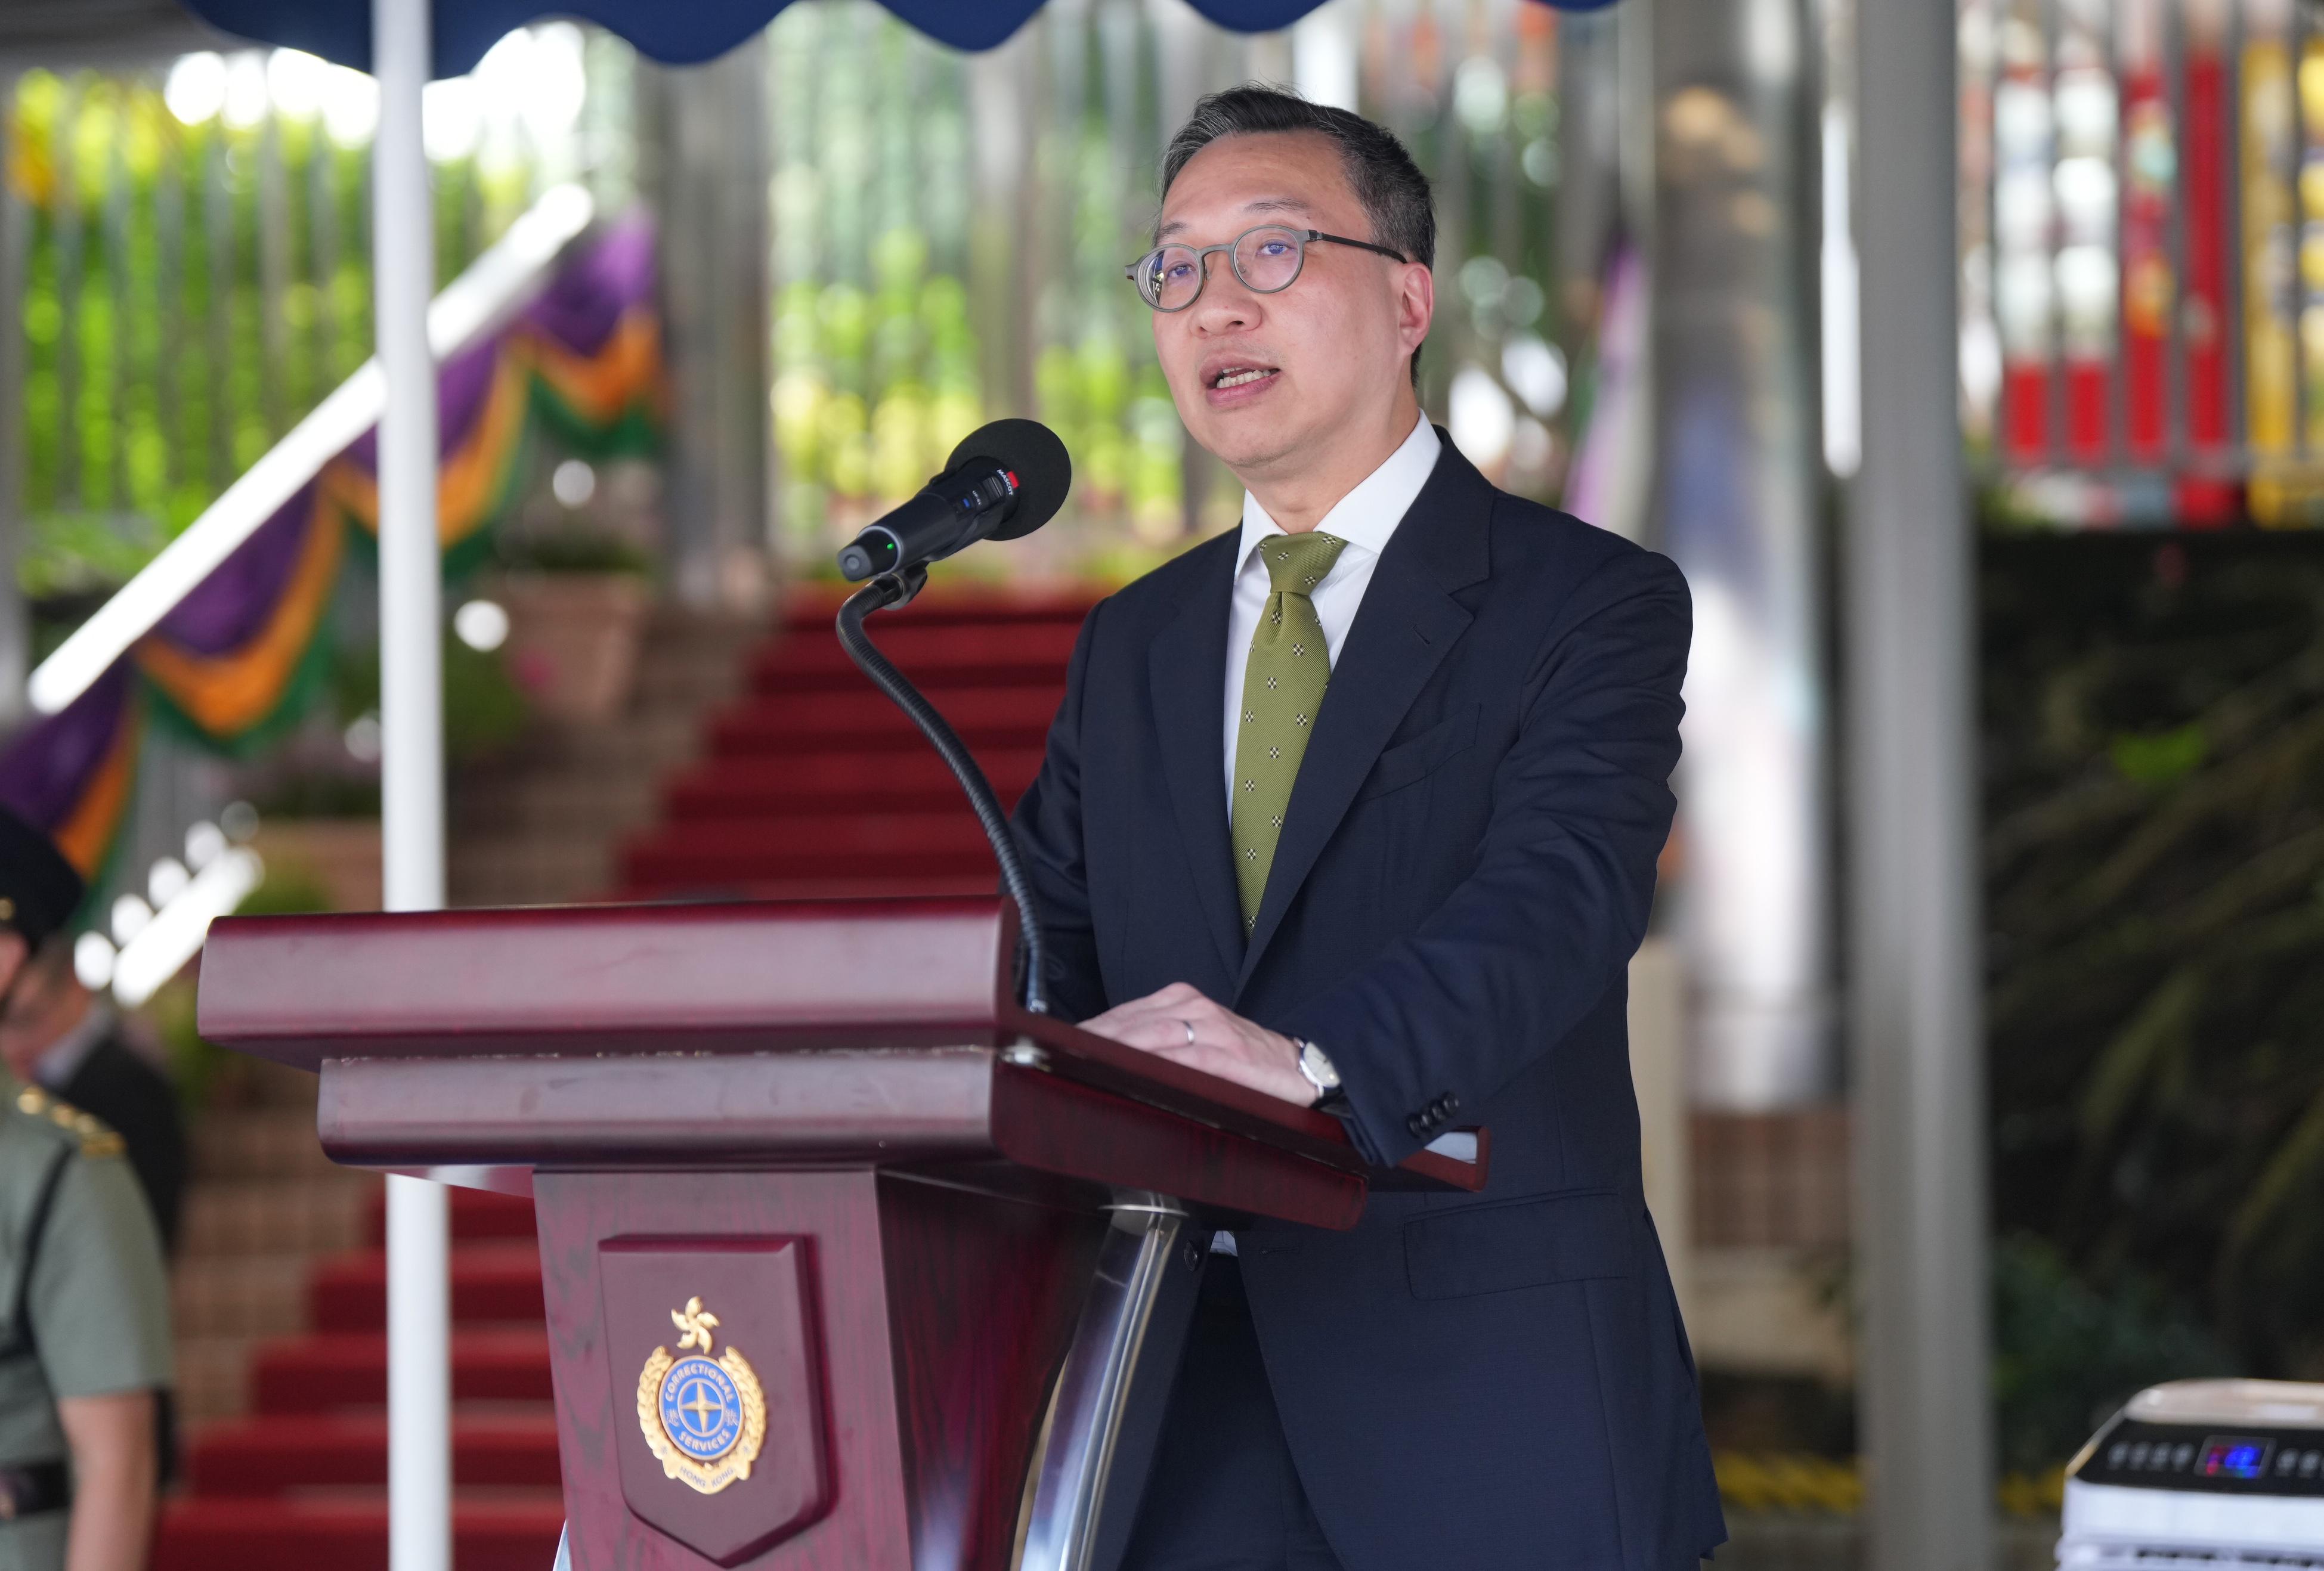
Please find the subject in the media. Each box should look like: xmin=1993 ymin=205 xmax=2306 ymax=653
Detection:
xmin=1192 ymin=260 xmax=1261 ymax=333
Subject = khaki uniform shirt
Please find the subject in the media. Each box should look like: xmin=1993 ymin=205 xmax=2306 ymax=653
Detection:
xmin=0 ymin=1073 xmax=172 ymax=1571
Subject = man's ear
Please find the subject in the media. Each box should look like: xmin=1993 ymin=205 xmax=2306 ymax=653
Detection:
xmin=0 ymin=931 xmax=26 ymax=1000
xmin=1398 ymin=262 xmax=1435 ymax=363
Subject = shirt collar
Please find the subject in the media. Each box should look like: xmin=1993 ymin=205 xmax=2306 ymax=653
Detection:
xmin=32 ymin=1002 xmax=111 ymax=1090
xmin=1235 ymin=415 xmax=1441 ymax=574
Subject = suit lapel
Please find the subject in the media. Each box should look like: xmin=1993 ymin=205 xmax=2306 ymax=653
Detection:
xmin=1147 ymin=534 xmax=1246 ymax=983
xmin=1236 ymin=436 xmax=1495 ymax=993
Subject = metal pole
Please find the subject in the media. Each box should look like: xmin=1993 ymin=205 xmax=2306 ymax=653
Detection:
xmin=636 ymin=39 xmax=770 ymax=607
xmin=1019 ymin=1194 xmax=1199 ymax=1571
xmin=1849 ymin=0 xmax=1994 ymax=1566
xmin=372 ymin=1 xmax=451 ymax=1569
xmin=1648 ymin=0 xmax=1833 ymax=1110
xmin=0 ymin=69 xmax=27 ymax=729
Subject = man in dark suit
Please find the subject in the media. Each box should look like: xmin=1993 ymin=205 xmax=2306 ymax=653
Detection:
xmin=1011 ymin=87 xmax=1725 ymax=1570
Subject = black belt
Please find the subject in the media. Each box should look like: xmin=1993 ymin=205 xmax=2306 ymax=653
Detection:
xmin=0 ymin=1460 xmax=69 ymax=1521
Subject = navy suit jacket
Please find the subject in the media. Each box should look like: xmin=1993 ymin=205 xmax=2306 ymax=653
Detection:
xmin=1011 ymin=435 xmax=1726 ymax=1570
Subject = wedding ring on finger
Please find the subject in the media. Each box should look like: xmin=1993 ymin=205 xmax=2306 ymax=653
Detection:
xmin=1181 ymin=1018 xmax=1197 ymax=1048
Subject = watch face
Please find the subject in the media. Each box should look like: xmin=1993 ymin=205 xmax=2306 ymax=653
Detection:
xmin=1301 ymin=1042 xmax=1341 ymax=1090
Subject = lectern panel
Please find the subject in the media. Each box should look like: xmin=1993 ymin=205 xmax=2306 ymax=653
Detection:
xmin=538 ymin=1167 xmax=1107 ymax=1571
xmin=879 ymin=1175 xmax=1107 ymax=1571
xmin=599 ymin=1238 xmax=833 ymax=1564
xmin=541 ymin=1171 xmax=912 ymax=1571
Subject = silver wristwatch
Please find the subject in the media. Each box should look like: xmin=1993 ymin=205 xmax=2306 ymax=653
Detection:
xmin=1295 ymin=1039 xmax=1342 ymax=1106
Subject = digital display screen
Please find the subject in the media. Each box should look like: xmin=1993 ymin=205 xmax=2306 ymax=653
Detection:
xmin=2199 ymin=1437 xmax=2273 ymax=1480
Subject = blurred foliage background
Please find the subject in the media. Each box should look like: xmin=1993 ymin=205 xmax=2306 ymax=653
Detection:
xmin=754 ymin=0 xmax=1570 ymax=565
xmin=5 ymin=26 xmax=636 ymax=606
xmin=1985 ymin=533 xmax=2324 ymax=1461
xmin=11 ymin=1 xmax=1574 ymax=602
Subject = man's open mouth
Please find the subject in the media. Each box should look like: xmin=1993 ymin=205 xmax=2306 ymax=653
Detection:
xmin=1212 ymin=365 xmax=1279 ymax=389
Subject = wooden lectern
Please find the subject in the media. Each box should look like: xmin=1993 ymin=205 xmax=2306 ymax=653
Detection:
xmin=196 ymin=898 xmax=1485 ymax=1571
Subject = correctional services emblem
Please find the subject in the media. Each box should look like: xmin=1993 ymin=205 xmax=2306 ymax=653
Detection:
xmin=635 ymin=1296 xmax=767 ymax=1495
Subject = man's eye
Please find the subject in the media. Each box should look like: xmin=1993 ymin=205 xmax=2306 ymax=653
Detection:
xmin=1163 ymin=261 xmax=1195 ymax=281
xmin=1257 ymin=241 xmax=1291 ymax=257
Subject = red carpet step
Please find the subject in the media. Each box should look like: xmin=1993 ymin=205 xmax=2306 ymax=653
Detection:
xmin=360 ymin=1186 xmax=540 ymax=1246
xmin=246 ymin=1328 xmax=555 ymax=1413
xmin=158 ymin=1496 xmax=564 ymax=1571
xmin=627 ymin=812 xmax=1014 ymax=889
xmin=745 ymin=618 xmax=1084 ymax=691
xmin=662 ymin=747 xmax=1046 ymax=819
xmin=771 ymin=585 xmax=1097 ymax=633
xmin=187 ymin=1412 xmax=562 ymax=1494
xmin=704 ymin=684 xmax=1064 ymax=757
xmin=307 ymin=1241 xmax=549 ymax=1332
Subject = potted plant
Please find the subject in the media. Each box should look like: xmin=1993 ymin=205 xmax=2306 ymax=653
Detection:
xmin=483 ymin=526 xmax=655 ymax=726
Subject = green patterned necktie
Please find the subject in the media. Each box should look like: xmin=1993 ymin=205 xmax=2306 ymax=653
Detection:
xmin=1231 ymin=530 xmax=1350 ymax=926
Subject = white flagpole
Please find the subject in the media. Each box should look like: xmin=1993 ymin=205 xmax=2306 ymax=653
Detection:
xmin=372 ymin=1 xmax=452 ymax=1569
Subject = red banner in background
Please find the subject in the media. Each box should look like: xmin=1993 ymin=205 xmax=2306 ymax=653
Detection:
xmin=2121 ymin=47 xmax=2172 ymax=463
xmin=2184 ymin=31 xmax=2232 ymax=454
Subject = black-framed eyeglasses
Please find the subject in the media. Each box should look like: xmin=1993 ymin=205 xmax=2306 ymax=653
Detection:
xmin=1125 ymin=224 xmax=1407 ymax=312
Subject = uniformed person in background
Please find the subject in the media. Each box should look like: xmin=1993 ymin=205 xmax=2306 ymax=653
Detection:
xmin=0 ymin=807 xmax=172 ymax=1571
xmin=0 ymin=927 xmax=187 ymax=1256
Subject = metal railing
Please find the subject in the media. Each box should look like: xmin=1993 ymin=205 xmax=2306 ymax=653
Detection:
xmin=4 ymin=32 xmax=636 ymax=597
xmin=27 ymin=180 xmax=598 ymax=714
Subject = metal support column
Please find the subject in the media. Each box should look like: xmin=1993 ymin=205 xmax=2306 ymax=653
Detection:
xmin=1018 ymin=1193 xmax=1203 ymax=1571
xmin=372 ymin=0 xmax=451 ymax=1566
xmin=1647 ymin=0 xmax=1834 ymax=1108
xmin=0 ymin=70 xmax=26 ymax=728
xmin=1849 ymin=0 xmax=1995 ymax=1564
xmin=636 ymin=38 xmax=772 ymax=607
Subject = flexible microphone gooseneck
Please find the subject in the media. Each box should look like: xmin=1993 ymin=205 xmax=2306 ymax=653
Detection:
xmin=831 ymin=419 xmax=1074 ymax=1016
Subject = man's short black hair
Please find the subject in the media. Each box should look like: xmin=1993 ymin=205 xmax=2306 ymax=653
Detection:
xmin=1159 ymin=84 xmax=1435 ymax=387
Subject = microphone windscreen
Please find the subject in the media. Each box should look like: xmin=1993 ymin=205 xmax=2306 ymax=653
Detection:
xmin=948 ymin=419 xmax=1072 ymax=541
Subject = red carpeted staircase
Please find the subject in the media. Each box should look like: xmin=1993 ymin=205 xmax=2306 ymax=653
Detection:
xmin=157 ymin=1188 xmax=561 ymax=1570
xmin=157 ymin=581 xmax=1100 ymax=1568
xmin=621 ymin=584 xmax=1094 ymax=900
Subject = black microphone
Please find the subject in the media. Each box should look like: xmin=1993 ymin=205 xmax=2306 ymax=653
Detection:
xmin=835 ymin=418 xmax=1073 ymax=581
xmin=828 ymin=417 xmax=1074 ymax=1015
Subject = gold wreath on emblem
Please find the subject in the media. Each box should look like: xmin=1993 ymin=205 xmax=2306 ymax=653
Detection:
xmin=636 ymin=1296 xmax=767 ymax=1495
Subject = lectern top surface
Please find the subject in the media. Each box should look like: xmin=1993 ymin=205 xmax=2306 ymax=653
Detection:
xmin=198 ymin=896 xmax=1017 ymax=1049
xmin=199 ymin=895 xmax=1489 ymax=1195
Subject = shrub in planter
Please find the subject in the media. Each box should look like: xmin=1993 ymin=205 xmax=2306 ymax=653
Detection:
xmin=486 ymin=529 xmax=654 ymax=724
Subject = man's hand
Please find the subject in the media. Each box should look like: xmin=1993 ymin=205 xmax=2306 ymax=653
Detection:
xmin=1079 ymin=982 xmax=1316 ymax=1107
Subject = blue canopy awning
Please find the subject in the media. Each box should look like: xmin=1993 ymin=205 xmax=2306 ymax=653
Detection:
xmin=178 ymin=0 xmax=1598 ymax=79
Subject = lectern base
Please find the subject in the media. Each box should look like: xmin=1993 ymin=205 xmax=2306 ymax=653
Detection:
xmin=536 ymin=1166 xmax=1151 ymax=1571
xmin=543 ymin=1190 xmax=1205 ymax=1571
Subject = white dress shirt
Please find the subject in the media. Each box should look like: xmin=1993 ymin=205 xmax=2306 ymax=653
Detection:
xmin=1221 ymin=414 xmax=1441 ymax=807
xmin=1210 ymin=416 xmax=1440 ymax=1256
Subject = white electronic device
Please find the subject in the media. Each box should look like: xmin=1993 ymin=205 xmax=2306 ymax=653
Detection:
xmin=2058 ymin=1379 xmax=2324 ymax=1567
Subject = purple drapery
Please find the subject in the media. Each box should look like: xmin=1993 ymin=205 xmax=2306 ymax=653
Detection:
xmin=0 ymin=661 xmax=132 ymax=832
xmin=0 ymin=214 xmax=660 ymax=852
